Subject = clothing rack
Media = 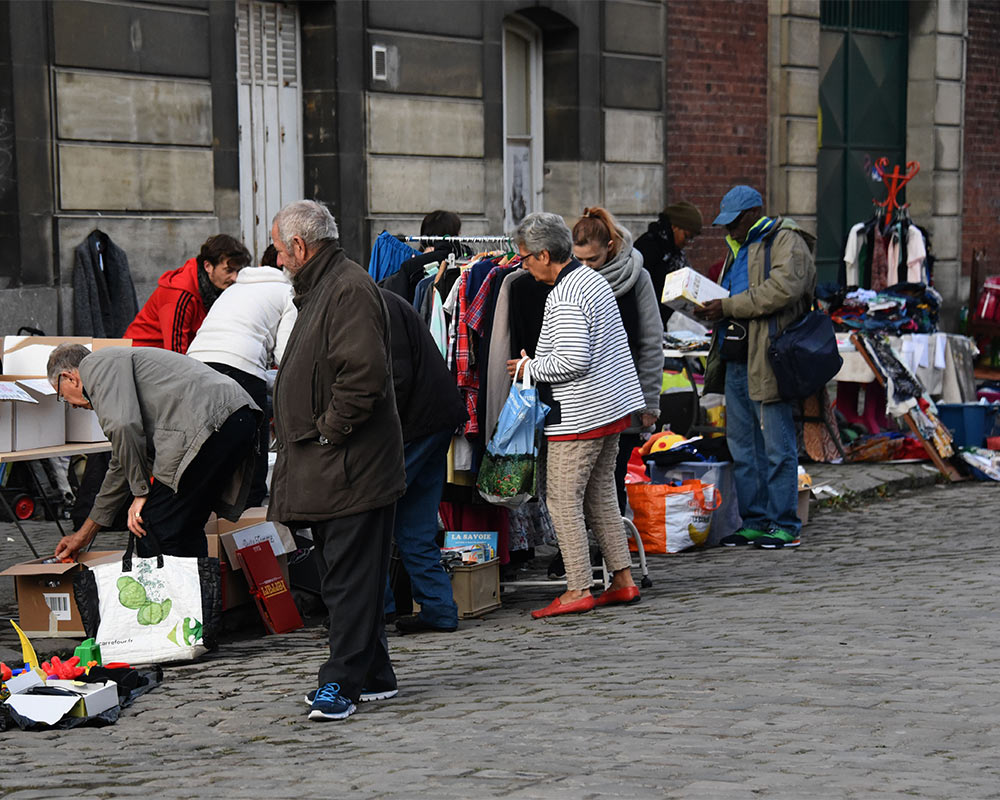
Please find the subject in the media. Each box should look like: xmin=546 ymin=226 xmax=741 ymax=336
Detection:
xmin=400 ymin=235 xmax=516 ymax=250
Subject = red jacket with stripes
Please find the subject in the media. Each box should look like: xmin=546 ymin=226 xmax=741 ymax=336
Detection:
xmin=123 ymin=258 xmax=207 ymax=352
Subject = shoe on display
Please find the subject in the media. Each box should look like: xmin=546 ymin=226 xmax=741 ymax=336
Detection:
xmin=308 ymin=682 xmax=357 ymax=721
xmin=719 ymin=527 xmax=770 ymax=546
xmin=395 ymin=614 xmax=458 ymax=635
xmin=593 ymin=585 xmax=641 ymax=607
xmin=305 ymin=685 xmax=398 ymax=705
xmin=531 ymin=594 xmax=596 ymax=619
xmin=755 ymin=529 xmax=801 ymax=549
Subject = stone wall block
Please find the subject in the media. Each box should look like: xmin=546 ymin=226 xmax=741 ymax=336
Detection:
xmin=602 ymin=163 xmax=662 ymax=216
xmin=935 ymin=34 xmax=965 ymax=81
xmin=368 ymin=156 xmax=484 ymax=214
xmin=781 ymin=17 xmax=820 ymax=67
xmin=367 ymin=95 xmax=484 ymax=158
xmin=603 ymin=110 xmax=663 ymax=164
xmin=935 ymin=81 xmax=964 ymax=126
xmin=933 ymin=172 xmax=961 ymax=216
xmin=58 ymin=145 xmax=215 ymax=212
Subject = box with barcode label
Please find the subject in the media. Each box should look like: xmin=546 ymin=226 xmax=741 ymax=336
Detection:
xmin=0 ymin=552 xmax=123 ymax=637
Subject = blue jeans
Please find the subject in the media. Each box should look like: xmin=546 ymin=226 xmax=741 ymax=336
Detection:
xmin=383 ymin=430 xmax=458 ymax=627
xmin=724 ymin=361 xmax=801 ymax=535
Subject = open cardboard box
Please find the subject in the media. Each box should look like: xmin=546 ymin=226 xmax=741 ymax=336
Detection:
xmin=0 ymin=551 xmax=124 ymax=637
xmin=5 ymin=679 xmax=119 ymax=726
xmin=0 ymin=377 xmax=66 ymax=450
xmin=204 ymin=508 xmax=293 ymax=610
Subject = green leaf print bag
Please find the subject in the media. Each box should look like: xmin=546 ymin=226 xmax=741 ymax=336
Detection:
xmin=74 ymin=533 xmax=221 ymax=665
xmin=477 ymin=358 xmax=550 ymax=508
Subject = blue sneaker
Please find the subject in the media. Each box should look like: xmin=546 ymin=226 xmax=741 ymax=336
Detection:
xmin=308 ymin=682 xmax=356 ymax=721
xmin=304 ymin=685 xmax=398 ymax=705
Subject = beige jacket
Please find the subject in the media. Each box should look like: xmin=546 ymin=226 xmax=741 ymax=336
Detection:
xmin=80 ymin=347 xmax=259 ymax=526
xmin=704 ymin=219 xmax=817 ymax=403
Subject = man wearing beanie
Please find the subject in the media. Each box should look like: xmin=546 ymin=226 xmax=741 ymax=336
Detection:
xmin=634 ymin=200 xmax=704 ymax=328
xmin=695 ymin=185 xmax=816 ymax=550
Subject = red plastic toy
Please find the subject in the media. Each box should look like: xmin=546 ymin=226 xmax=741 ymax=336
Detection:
xmin=40 ymin=655 xmax=86 ymax=680
xmin=1 ymin=662 xmax=11 ymax=682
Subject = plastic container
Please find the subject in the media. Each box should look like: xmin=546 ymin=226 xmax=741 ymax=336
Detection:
xmin=936 ymin=403 xmax=989 ymax=448
xmin=646 ymin=460 xmax=741 ymax=545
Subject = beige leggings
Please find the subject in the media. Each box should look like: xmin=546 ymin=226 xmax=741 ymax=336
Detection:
xmin=546 ymin=434 xmax=632 ymax=591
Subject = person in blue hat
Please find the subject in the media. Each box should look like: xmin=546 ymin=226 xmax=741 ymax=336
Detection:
xmin=695 ymin=186 xmax=816 ymax=549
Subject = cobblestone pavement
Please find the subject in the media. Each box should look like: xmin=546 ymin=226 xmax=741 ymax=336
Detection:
xmin=1 ymin=481 xmax=999 ymax=799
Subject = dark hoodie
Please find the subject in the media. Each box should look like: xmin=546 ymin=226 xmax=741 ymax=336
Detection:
xmin=634 ymin=216 xmax=694 ymax=328
xmin=123 ymin=258 xmax=209 ymax=352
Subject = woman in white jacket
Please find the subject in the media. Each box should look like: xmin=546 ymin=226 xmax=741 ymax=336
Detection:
xmin=187 ymin=258 xmax=297 ymax=504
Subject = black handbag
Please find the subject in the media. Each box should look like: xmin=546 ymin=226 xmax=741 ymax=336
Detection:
xmin=763 ymin=236 xmax=843 ymax=400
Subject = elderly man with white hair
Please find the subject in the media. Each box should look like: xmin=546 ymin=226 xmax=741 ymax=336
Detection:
xmin=268 ymin=200 xmax=406 ymax=722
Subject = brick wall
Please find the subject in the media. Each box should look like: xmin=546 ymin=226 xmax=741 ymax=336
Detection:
xmin=665 ymin=0 xmax=769 ymax=275
xmin=961 ymin=0 xmax=1000 ymax=280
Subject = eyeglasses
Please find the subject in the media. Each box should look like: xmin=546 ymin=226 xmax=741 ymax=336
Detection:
xmin=56 ymin=373 xmax=65 ymax=403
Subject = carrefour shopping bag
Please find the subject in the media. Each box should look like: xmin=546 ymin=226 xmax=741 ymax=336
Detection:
xmin=626 ymin=480 xmax=720 ymax=554
xmin=74 ymin=533 xmax=221 ymax=664
xmin=477 ymin=357 xmax=550 ymax=507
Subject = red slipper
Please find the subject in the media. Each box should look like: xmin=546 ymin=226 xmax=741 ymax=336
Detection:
xmin=594 ymin=585 xmax=641 ymax=607
xmin=531 ymin=594 xmax=596 ymax=619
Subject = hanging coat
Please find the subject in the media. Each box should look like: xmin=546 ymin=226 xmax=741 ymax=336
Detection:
xmin=72 ymin=230 xmax=139 ymax=337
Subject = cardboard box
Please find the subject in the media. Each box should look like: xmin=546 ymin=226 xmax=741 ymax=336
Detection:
xmin=660 ymin=267 xmax=729 ymax=320
xmin=0 ymin=390 xmax=14 ymax=451
xmin=2 ymin=336 xmax=131 ymax=377
xmin=798 ymin=488 xmax=811 ymax=526
xmin=65 ymin=405 xmax=107 ymax=443
xmin=0 ymin=551 xmax=123 ymax=637
xmin=2 ymin=377 xmax=66 ymax=450
xmin=450 ymin=559 xmax=500 ymax=619
xmin=4 ymin=679 xmax=118 ymax=725
xmin=205 ymin=524 xmax=290 ymax=611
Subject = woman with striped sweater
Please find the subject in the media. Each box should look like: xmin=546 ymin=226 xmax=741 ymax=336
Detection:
xmin=507 ymin=212 xmax=646 ymax=619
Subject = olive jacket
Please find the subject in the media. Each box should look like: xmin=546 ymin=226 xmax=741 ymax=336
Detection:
xmin=80 ymin=347 xmax=259 ymax=527
xmin=704 ymin=218 xmax=817 ymax=403
xmin=268 ymin=242 xmax=406 ymax=523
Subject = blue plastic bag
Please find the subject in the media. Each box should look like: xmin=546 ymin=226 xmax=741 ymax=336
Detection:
xmin=477 ymin=358 xmax=550 ymax=507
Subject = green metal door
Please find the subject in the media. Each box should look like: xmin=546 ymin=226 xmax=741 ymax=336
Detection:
xmin=817 ymin=0 xmax=909 ymax=282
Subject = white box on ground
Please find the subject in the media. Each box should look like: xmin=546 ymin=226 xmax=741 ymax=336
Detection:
xmin=4 ymin=679 xmax=118 ymax=724
xmin=65 ymin=405 xmax=107 ymax=443
xmin=660 ymin=267 xmax=729 ymax=321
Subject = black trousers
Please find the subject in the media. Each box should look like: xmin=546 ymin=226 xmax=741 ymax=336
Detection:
xmin=137 ymin=407 xmax=258 ymax=558
xmin=614 ymin=432 xmax=643 ymax=515
xmin=206 ymin=363 xmax=269 ymax=506
xmin=313 ymin=503 xmax=397 ymax=703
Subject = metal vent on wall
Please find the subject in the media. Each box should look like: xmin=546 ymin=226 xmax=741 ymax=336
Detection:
xmin=372 ymin=45 xmax=388 ymax=81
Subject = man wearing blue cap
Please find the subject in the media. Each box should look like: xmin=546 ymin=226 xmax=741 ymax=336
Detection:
xmin=696 ymin=186 xmax=816 ymax=549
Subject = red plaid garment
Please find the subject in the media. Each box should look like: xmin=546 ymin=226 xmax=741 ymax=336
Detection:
xmin=453 ymin=270 xmax=478 ymax=435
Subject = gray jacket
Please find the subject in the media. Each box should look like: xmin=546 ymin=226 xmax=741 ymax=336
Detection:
xmin=79 ymin=347 xmax=260 ymax=527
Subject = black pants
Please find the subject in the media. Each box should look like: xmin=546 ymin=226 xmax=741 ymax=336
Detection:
xmin=614 ymin=432 xmax=643 ymax=515
xmin=313 ymin=503 xmax=397 ymax=703
xmin=206 ymin=363 xmax=269 ymax=507
xmin=137 ymin=407 xmax=258 ymax=558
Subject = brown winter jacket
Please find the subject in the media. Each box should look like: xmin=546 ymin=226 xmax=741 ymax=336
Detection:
xmin=704 ymin=219 xmax=817 ymax=403
xmin=267 ymin=242 xmax=406 ymax=524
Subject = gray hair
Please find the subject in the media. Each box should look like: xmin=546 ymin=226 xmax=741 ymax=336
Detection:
xmin=47 ymin=343 xmax=91 ymax=384
xmin=273 ymin=200 xmax=339 ymax=249
xmin=514 ymin=212 xmax=573 ymax=263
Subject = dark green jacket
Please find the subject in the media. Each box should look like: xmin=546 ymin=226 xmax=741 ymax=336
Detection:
xmin=704 ymin=218 xmax=817 ymax=402
xmin=268 ymin=242 xmax=406 ymax=523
